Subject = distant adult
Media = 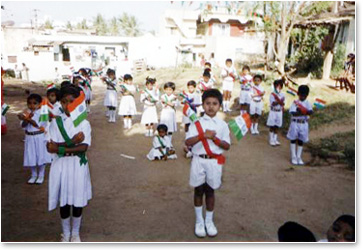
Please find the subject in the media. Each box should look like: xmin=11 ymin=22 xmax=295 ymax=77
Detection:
xmin=21 ymin=63 xmax=29 ymax=82
xmin=14 ymin=64 xmax=21 ymax=79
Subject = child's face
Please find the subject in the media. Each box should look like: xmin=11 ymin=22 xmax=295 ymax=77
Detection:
xmin=275 ymin=85 xmax=282 ymax=93
xmin=242 ymin=69 xmax=250 ymax=75
xmin=298 ymin=93 xmax=308 ymax=101
xmin=125 ymin=79 xmax=133 ymax=85
xmin=164 ymin=87 xmax=174 ymax=96
xmin=146 ymin=83 xmax=153 ymax=90
xmin=203 ymin=76 xmax=210 ymax=83
xmin=109 ymin=73 xmax=115 ymax=80
xmin=27 ymin=99 xmax=40 ymax=111
xmin=226 ymin=61 xmax=232 ymax=68
xmin=253 ymin=77 xmax=262 ymax=86
xmin=188 ymin=85 xmax=196 ymax=93
xmin=205 ymin=64 xmax=211 ymax=69
xmin=327 ymin=220 xmax=354 ymax=242
xmin=202 ymin=97 xmax=220 ymax=117
xmin=60 ymin=94 xmax=76 ymax=116
xmin=158 ymin=130 xmax=166 ymax=137
xmin=47 ymin=92 xmax=57 ymax=104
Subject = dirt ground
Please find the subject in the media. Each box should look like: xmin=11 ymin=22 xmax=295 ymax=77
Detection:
xmin=1 ymin=78 xmax=355 ymax=242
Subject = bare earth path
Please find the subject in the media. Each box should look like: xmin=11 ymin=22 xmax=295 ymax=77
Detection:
xmin=1 ymin=81 xmax=355 ymax=242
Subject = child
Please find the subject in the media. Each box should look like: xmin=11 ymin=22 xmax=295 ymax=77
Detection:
xmin=250 ymin=74 xmax=265 ymax=135
xmin=203 ymin=62 xmax=218 ymax=85
xmin=182 ymin=80 xmax=202 ymax=157
xmin=324 ymin=215 xmax=355 ymax=242
xmin=47 ymin=86 xmax=62 ymax=118
xmin=239 ymin=65 xmax=253 ymax=115
xmin=278 ymin=221 xmax=317 ymax=242
xmin=146 ymin=124 xmax=177 ymax=161
xmin=185 ymin=89 xmax=230 ymax=238
xmin=118 ymin=74 xmax=137 ymax=129
xmin=220 ymin=59 xmax=237 ymax=112
xmin=160 ymin=82 xmax=177 ymax=141
xmin=46 ymin=85 xmax=92 ymax=242
xmin=198 ymin=70 xmax=214 ymax=93
xmin=287 ymin=85 xmax=313 ymax=165
xmin=17 ymin=94 xmax=51 ymax=184
xmin=267 ymin=79 xmax=285 ymax=146
xmin=102 ymin=69 xmax=118 ymax=123
xmin=78 ymin=68 xmax=92 ymax=113
xmin=140 ymin=77 xmax=159 ymax=136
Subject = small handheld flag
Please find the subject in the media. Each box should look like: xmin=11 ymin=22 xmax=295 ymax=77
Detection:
xmin=2 ymin=103 xmax=9 ymax=116
xmin=39 ymin=98 xmax=49 ymax=122
xmin=228 ymin=113 xmax=251 ymax=141
xmin=47 ymin=83 xmax=56 ymax=90
xmin=314 ymin=98 xmax=326 ymax=109
xmin=68 ymin=91 xmax=87 ymax=127
xmin=286 ymin=87 xmax=297 ymax=96
xmin=183 ymin=103 xmax=198 ymax=123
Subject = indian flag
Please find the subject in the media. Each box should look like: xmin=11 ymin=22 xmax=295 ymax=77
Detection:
xmin=39 ymin=98 xmax=49 ymax=122
xmin=182 ymin=103 xmax=198 ymax=123
xmin=68 ymin=91 xmax=87 ymax=127
xmin=47 ymin=83 xmax=56 ymax=90
xmin=2 ymin=103 xmax=9 ymax=116
xmin=314 ymin=98 xmax=326 ymax=109
xmin=228 ymin=113 xmax=251 ymax=141
xmin=286 ymin=87 xmax=297 ymax=96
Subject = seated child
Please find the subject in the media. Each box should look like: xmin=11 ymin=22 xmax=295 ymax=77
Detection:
xmin=323 ymin=214 xmax=355 ymax=242
xmin=278 ymin=221 xmax=317 ymax=242
xmin=146 ymin=124 xmax=177 ymax=161
xmin=250 ymin=74 xmax=265 ymax=135
xmin=287 ymin=85 xmax=313 ymax=165
xmin=267 ymin=79 xmax=285 ymax=146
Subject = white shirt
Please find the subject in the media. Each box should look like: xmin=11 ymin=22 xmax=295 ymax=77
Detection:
xmin=221 ymin=66 xmax=237 ymax=82
xmin=198 ymin=79 xmax=214 ymax=90
xmin=289 ymin=99 xmax=313 ymax=120
xmin=50 ymin=101 xmax=63 ymax=117
xmin=269 ymin=91 xmax=285 ymax=110
xmin=186 ymin=114 xmax=230 ymax=155
xmin=183 ymin=90 xmax=202 ymax=106
xmin=161 ymin=93 xmax=177 ymax=109
xmin=239 ymin=74 xmax=253 ymax=91
xmin=121 ymin=84 xmax=136 ymax=95
xmin=152 ymin=135 xmax=172 ymax=149
xmin=140 ymin=88 xmax=159 ymax=106
xmin=250 ymin=84 xmax=265 ymax=102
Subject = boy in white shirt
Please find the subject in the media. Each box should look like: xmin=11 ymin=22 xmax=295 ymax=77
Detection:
xmin=220 ymin=59 xmax=237 ymax=112
xmin=250 ymin=74 xmax=265 ymax=134
xmin=185 ymin=89 xmax=231 ymax=238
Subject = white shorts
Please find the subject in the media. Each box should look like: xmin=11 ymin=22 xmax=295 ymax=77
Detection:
xmin=250 ymin=100 xmax=263 ymax=115
xmin=287 ymin=121 xmax=309 ymax=143
xmin=266 ymin=110 xmax=283 ymax=127
xmin=189 ymin=156 xmax=223 ymax=190
xmin=222 ymin=81 xmax=234 ymax=91
xmin=239 ymin=91 xmax=252 ymax=104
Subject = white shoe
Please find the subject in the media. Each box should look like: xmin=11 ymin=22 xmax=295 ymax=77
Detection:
xmin=297 ymin=158 xmax=304 ymax=165
xmin=60 ymin=233 xmax=70 ymax=242
xmin=186 ymin=151 xmax=193 ymax=158
xmin=290 ymin=143 xmax=298 ymax=165
xmin=108 ymin=117 xmax=112 ymax=123
xmin=145 ymin=131 xmax=149 ymax=137
xmin=254 ymin=125 xmax=260 ymax=135
xmin=70 ymin=235 xmax=81 ymax=242
xmin=297 ymin=146 xmax=304 ymax=165
xmin=27 ymin=176 xmax=37 ymax=184
xmin=148 ymin=130 xmax=153 ymax=137
xmin=35 ymin=176 xmax=44 ymax=184
xmin=274 ymin=134 xmax=281 ymax=146
xmin=250 ymin=126 xmax=255 ymax=135
xmin=205 ymin=221 xmax=218 ymax=237
xmin=292 ymin=157 xmax=298 ymax=165
xmin=195 ymin=222 xmax=207 ymax=238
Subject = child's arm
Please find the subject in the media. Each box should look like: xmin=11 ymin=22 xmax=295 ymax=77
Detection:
xmin=185 ymin=129 xmax=216 ymax=147
xmin=47 ymin=140 xmax=88 ymax=154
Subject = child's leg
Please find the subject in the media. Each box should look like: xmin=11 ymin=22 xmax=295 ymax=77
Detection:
xmin=128 ymin=115 xmax=132 ymax=128
xmin=290 ymin=140 xmax=298 ymax=165
xmin=269 ymin=127 xmax=275 ymax=146
xmin=28 ymin=167 xmax=38 ymax=184
xmin=222 ymin=91 xmax=227 ymax=111
xmin=168 ymin=132 xmax=173 ymax=142
xmin=71 ymin=206 xmax=83 ymax=240
xmin=60 ymin=205 xmax=71 ymax=241
xmin=108 ymin=107 xmax=113 ymax=122
xmin=145 ymin=123 xmax=150 ymax=136
xmin=35 ymin=164 xmax=46 ymax=184
xmin=274 ymin=126 xmax=280 ymax=145
xmin=204 ymin=183 xmax=218 ymax=236
xmin=226 ymin=91 xmax=232 ymax=110
xmin=123 ymin=116 xmax=128 ymax=128
xmin=194 ymin=184 xmax=205 ymax=235
xmin=296 ymin=140 xmax=305 ymax=165
xmin=106 ymin=106 xmax=110 ymax=117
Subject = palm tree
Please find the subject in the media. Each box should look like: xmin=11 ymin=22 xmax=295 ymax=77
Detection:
xmin=93 ymin=14 xmax=107 ymax=35
xmin=119 ymin=13 xmax=142 ymax=37
xmin=109 ymin=17 xmax=120 ymax=36
xmin=66 ymin=21 xmax=73 ymax=30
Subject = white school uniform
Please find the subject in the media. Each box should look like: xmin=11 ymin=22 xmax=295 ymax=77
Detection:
xmin=182 ymin=91 xmax=202 ymax=124
xmin=286 ymin=100 xmax=312 ymax=143
xmin=198 ymin=79 xmax=214 ymax=92
xmin=48 ymin=113 xmax=92 ymax=211
xmin=103 ymin=78 xmax=118 ymax=107
xmin=81 ymin=76 xmax=92 ymax=102
xmin=146 ymin=135 xmax=174 ymax=160
xmin=48 ymin=101 xmax=63 ymax=118
xmin=160 ymin=93 xmax=177 ymax=133
xmin=140 ymin=88 xmax=159 ymax=125
xmin=249 ymin=84 xmax=265 ymax=115
xmin=239 ymin=74 xmax=253 ymax=104
xmin=118 ymin=84 xmax=137 ymax=116
xmin=22 ymin=109 xmax=51 ymax=168
xmin=186 ymin=115 xmax=230 ymax=190
xmin=221 ymin=66 xmax=237 ymax=91
xmin=266 ymin=92 xmax=285 ymax=127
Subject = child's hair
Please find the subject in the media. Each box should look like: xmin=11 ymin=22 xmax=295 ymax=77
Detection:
xmin=157 ymin=124 xmax=168 ymax=133
xmin=187 ymin=80 xmax=196 ymax=87
xmin=61 ymin=81 xmax=71 ymax=88
xmin=242 ymin=65 xmax=250 ymax=72
xmin=278 ymin=221 xmax=316 ymax=242
xmin=60 ymin=85 xmax=81 ymax=100
xmin=297 ymin=85 xmax=310 ymax=96
xmin=164 ymin=82 xmax=176 ymax=90
xmin=124 ymin=74 xmax=133 ymax=81
xmin=146 ymin=76 xmax=156 ymax=85
xmin=107 ymin=69 xmax=116 ymax=75
xmin=47 ymin=88 xmax=61 ymax=101
xmin=205 ymin=62 xmax=211 ymax=67
xmin=273 ymin=79 xmax=285 ymax=89
xmin=27 ymin=93 xmax=42 ymax=104
xmin=253 ymin=74 xmax=263 ymax=81
xmin=334 ymin=215 xmax=355 ymax=239
xmin=203 ymin=70 xmax=211 ymax=78
xmin=202 ymin=89 xmax=222 ymax=105
xmin=226 ymin=58 xmax=232 ymax=63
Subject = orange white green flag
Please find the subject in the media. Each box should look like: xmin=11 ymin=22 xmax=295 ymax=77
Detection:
xmin=39 ymin=98 xmax=49 ymax=122
xmin=228 ymin=113 xmax=251 ymax=141
xmin=68 ymin=91 xmax=87 ymax=127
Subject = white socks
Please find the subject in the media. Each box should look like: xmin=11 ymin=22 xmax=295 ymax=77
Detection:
xmin=194 ymin=206 xmax=204 ymax=224
xmin=205 ymin=210 xmax=214 ymax=224
xmin=31 ymin=167 xmax=37 ymax=177
xmin=72 ymin=216 xmax=82 ymax=236
xmin=297 ymin=146 xmax=304 ymax=165
xmin=61 ymin=218 xmax=71 ymax=238
xmin=123 ymin=118 xmax=128 ymax=128
xmin=290 ymin=143 xmax=297 ymax=165
xmin=269 ymin=132 xmax=275 ymax=146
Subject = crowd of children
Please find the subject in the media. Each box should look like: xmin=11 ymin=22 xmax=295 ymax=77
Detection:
xmin=14 ymin=59 xmax=353 ymax=242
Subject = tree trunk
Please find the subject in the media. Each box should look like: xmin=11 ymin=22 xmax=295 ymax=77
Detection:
xmin=323 ymin=51 xmax=334 ymax=79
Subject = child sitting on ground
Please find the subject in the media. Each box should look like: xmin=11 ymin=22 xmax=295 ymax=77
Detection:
xmin=250 ymin=74 xmax=265 ymax=135
xmin=146 ymin=124 xmax=177 ymax=161
xmin=287 ymin=85 xmax=313 ymax=165
xmin=267 ymin=79 xmax=285 ymax=146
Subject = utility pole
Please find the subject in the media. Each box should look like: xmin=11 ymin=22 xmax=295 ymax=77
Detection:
xmin=33 ymin=9 xmax=40 ymax=30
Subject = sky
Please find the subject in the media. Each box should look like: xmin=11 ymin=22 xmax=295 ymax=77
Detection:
xmin=1 ymin=0 xmax=198 ymax=32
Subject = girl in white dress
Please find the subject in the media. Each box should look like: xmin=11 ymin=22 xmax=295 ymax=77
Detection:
xmin=47 ymin=86 xmax=62 ymax=119
xmin=47 ymin=85 xmax=92 ymax=242
xmin=146 ymin=124 xmax=177 ymax=161
xmin=79 ymin=68 xmax=92 ymax=113
xmin=160 ymin=82 xmax=178 ymax=141
xmin=102 ymin=69 xmax=118 ymax=123
xmin=118 ymin=74 xmax=137 ymax=129
xmin=140 ymin=77 xmax=159 ymax=136
xmin=17 ymin=94 xmax=51 ymax=184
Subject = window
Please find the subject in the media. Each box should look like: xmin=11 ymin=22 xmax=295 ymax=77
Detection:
xmin=212 ymin=23 xmax=230 ymax=36
xmin=62 ymin=47 xmax=70 ymax=62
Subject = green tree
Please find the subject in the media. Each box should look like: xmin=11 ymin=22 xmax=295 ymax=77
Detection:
xmin=44 ymin=19 xmax=53 ymax=29
xmin=93 ymin=14 xmax=108 ymax=35
xmin=66 ymin=21 xmax=73 ymax=30
xmin=76 ymin=19 xmax=89 ymax=29
xmin=109 ymin=17 xmax=120 ymax=36
xmin=119 ymin=13 xmax=142 ymax=37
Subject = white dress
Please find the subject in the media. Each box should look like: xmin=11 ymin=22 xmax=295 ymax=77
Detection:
xmin=22 ymin=109 xmax=51 ymax=168
xmin=221 ymin=66 xmax=237 ymax=91
xmin=239 ymin=74 xmax=253 ymax=104
xmin=266 ymin=92 xmax=285 ymax=127
xmin=160 ymin=93 xmax=177 ymax=133
xmin=48 ymin=113 xmax=92 ymax=211
xmin=182 ymin=90 xmax=202 ymax=124
xmin=103 ymin=78 xmax=118 ymax=107
xmin=140 ymin=88 xmax=159 ymax=124
xmin=146 ymin=135 xmax=174 ymax=160
xmin=118 ymin=84 xmax=137 ymax=116
xmin=49 ymin=101 xmax=63 ymax=117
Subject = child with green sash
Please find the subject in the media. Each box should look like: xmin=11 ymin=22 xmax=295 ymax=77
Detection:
xmin=146 ymin=124 xmax=177 ymax=160
xmin=118 ymin=74 xmax=137 ymax=129
xmin=140 ymin=77 xmax=159 ymax=137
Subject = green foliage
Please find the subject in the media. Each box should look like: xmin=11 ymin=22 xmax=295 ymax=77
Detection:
xmin=119 ymin=13 xmax=142 ymax=37
xmin=66 ymin=21 xmax=73 ymax=30
xmin=94 ymin=14 xmax=108 ymax=35
xmin=331 ymin=43 xmax=346 ymax=78
xmin=44 ymin=19 xmax=53 ymax=29
xmin=76 ymin=19 xmax=89 ymax=30
xmin=109 ymin=17 xmax=120 ymax=36
xmin=300 ymin=1 xmax=332 ymax=17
